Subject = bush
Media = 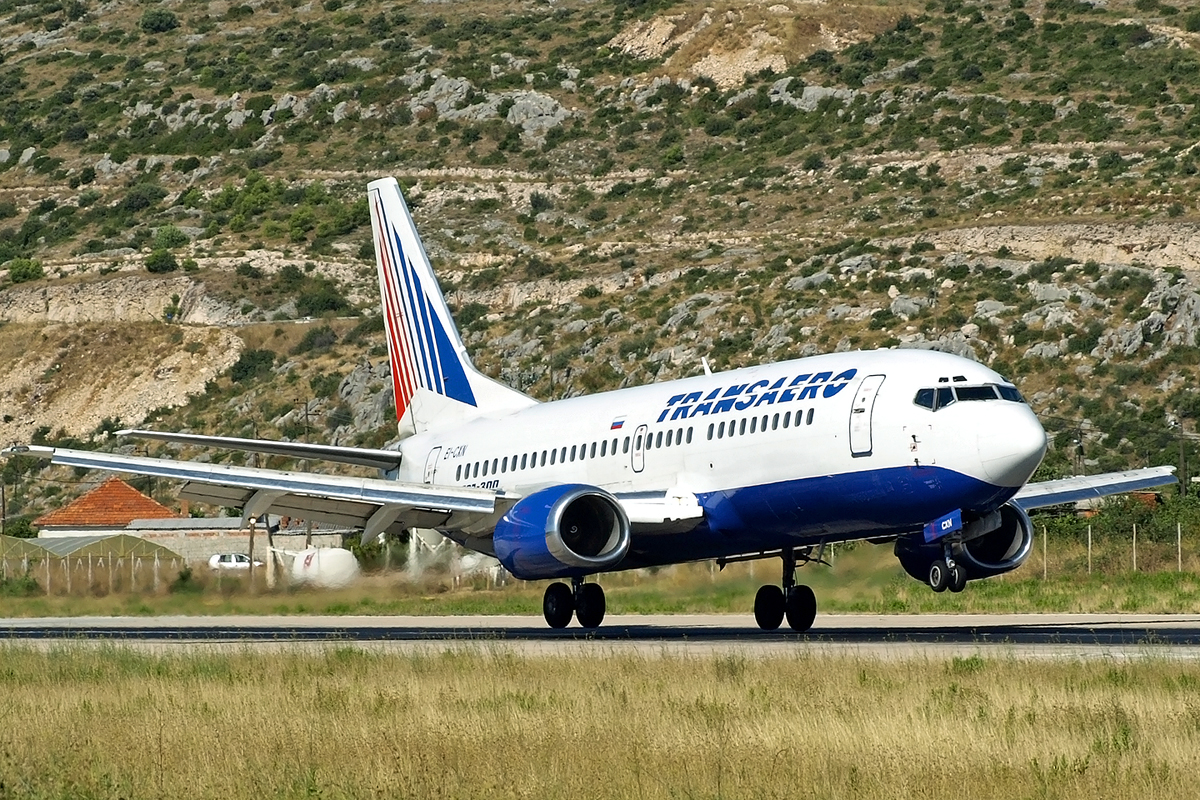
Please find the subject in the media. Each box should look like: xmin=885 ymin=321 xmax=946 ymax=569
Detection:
xmin=229 ymin=348 xmax=276 ymax=382
xmin=153 ymin=224 xmax=189 ymax=249
xmin=292 ymin=324 xmax=338 ymax=354
xmin=139 ymin=9 xmax=179 ymax=33
xmin=145 ymin=249 xmax=178 ymax=273
xmin=7 ymin=258 xmax=44 ymax=283
xmin=4 ymin=517 xmax=37 ymax=539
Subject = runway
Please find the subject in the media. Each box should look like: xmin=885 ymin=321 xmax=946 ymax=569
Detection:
xmin=4 ymin=613 xmax=1200 ymax=658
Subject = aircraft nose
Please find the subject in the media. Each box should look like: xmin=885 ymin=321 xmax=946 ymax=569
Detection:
xmin=977 ymin=406 xmax=1047 ymax=486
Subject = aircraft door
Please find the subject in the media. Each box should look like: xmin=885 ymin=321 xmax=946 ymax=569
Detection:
xmin=849 ymin=375 xmax=886 ymax=457
xmin=632 ymin=424 xmax=647 ymax=473
xmin=423 ymin=446 xmax=442 ymax=484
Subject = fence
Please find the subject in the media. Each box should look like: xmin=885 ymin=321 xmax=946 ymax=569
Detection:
xmin=1 ymin=553 xmax=186 ymax=595
xmin=1031 ymin=521 xmax=1200 ymax=580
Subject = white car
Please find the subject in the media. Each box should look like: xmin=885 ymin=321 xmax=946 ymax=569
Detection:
xmin=207 ymin=553 xmax=264 ymax=570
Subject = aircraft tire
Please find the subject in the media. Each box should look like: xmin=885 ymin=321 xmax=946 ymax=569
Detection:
xmin=948 ymin=564 xmax=968 ymax=593
xmin=754 ymin=585 xmax=785 ymax=630
xmin=543 ymin=582 xmax=575 ymax=628
xmin=575 ymin=583 xmax=606 ymax=629
xmin=785 ymin=585 xmax=817 ymax=632
xmin=928 ymin=559 xmax=950 ymax=593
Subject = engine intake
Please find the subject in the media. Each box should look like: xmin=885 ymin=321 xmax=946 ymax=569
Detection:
xmin=895 ymin=502 xmax=1034 ymax=583
xmin=493 ymin=484 xmax=631 ymax=580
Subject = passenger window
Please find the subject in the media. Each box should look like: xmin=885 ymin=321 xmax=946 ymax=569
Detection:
xmin=501 ymin=457 xmax=507 ymax=473
xmin=636 ymin=434 xmax=643 ymax=450
xmin=718 ymin=421 xmax=726 ymax=438
xmin=750 ymin=417 xmax=757 ymax=434
xmin=521 ymin=454 xmax=528 ymax=470
xmin=807 ymin=408 xmax=814 ymax=425
xmin=612 ymin=438 xmax=618 ymax=454
xmin=569 ymin=445 xmax=576 ymax=462
xmin=550 ymin=449 xmax=557 ymax=465
xmin=590 ymin=442 xmax=597 ymax=458
xmin=492 ymin=458 xmax=498 ymax=474
xmin=482 ymin=460 xmax=489 ymax=476
xmin=560 ymin=447 xmax=567 ymax=463
xmin=666 ymin=430 xmax=673 ymax=447
xmin=601 ymin=440 xmax=607 ymax=457
xmin=783 ymin=412 xmax=791 ymax=428
xmin=936 ymin=387 xmax=955 ymax=409
xmin=687 ymin=427 xmax=693 ymax=444
xmin=676 ymin=427 xmax=683 ymax=444
xmin=707 ymin=423 xmax=714 ymax=441
xmin=473 ymin=462 xmax=480 ymax=478
xmin=761 ymin=414 xmax=768 ymax=431
xmin=739 ymin=418 xmax=747 ymax=435
xmin=772 ymin=413 xmax=779 ymax=430
xmin=456 ymin=464 xmax=462 ymax=481
xmin=655 ymin=431 xmax=663 ymax=448
xmin=914 ymin=388 xmax=935 ymax=409
xmin=540 ymin=451 xmax=547 ymax=467
xmin=623 ymin=437 xmax=630 ymax=454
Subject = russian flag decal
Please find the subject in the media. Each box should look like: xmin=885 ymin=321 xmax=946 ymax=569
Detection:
xmin=610 ymin=418 xmax=625 ymax=430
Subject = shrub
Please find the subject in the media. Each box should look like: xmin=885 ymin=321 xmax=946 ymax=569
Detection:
xmin=139 ymin=9 xmax=179 ymax=33
xmin=7 ymin=258 xmax=44 ymax=283
xmin=229 ymin=348 xmax=275 ymax=382
xmin=145 ymin=249 xmax=177 ymax=273
xmin=153 ymin=224 xmax=189 ymax=249
xmin=292 ymin=324 xmax=338 ymax=354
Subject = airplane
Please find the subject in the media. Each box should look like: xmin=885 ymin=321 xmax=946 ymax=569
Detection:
xmin=3 ymin=177 xmax=1177 ymax=630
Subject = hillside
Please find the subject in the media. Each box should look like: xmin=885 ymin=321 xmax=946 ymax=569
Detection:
xmin=3 ymin=0 xmax=1200 ymax=520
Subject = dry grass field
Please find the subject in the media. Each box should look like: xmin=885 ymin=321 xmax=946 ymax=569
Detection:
xmin=1 ymin=646 xmax=1198 ymax=799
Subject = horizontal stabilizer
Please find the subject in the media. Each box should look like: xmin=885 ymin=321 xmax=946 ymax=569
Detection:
xmin=1013 ymin=466 xmax=1177 ymax=511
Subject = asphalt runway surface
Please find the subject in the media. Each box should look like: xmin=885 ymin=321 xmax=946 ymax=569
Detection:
xmin=4 ymin=613 xmax=1200 ymax=658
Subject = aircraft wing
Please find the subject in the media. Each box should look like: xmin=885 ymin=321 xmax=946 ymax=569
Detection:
xmin=3 ymin=445 xmax=511 ymax=540
xmin=117 ymin=429 xmax=403 ymax=471
xmin=1012 ymin=466 xmax=1177 ymax=511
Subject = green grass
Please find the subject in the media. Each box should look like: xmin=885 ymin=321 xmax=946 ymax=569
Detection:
xmin=2 ymin=646 xmax=1199 ymax=799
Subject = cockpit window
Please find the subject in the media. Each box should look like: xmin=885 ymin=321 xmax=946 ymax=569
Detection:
xmin=915 ymin=382 xmax=1028 ymax=410
xmin=956 ymin=385 xmax=999 ymax=402
xmin=997 ymin=384 xmax=1025 ymax=403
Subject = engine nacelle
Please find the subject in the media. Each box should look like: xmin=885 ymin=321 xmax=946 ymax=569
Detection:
xmin=493 ymin=484 xmax=631 ymax=580
xmin=895 ymin=502 xmax=1034 ymax=583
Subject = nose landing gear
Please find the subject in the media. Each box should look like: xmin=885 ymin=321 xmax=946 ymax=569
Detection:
xmin=752 ymin=548 xmax=818 ymax=632
xmin=542 ymin=577 xmax=607 ymax=629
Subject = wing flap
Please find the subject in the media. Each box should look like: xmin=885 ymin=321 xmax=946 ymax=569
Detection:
xmin=7 ymin=445 xmax=503 ymax=533
xmin=118 ymin=429 xmax=404 ymax=471
xmin=1013 ymin=466 xmax=1177 ymax=510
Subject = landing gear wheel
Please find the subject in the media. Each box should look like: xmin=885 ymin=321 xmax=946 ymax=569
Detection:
xmin=543 ymin=582 xmax=575 ymax=629
xmin=575 ymin=583 xmax=606 ymax=629
xmin=928 ymin=559 xmax=949 ymax=593
xmin=785 ymin=585 xmax=817 ymax=632
xmin=754 ymin=585 xmax=785 ymax=630
xmin=948 ymin=563 xmax=968 ymax=593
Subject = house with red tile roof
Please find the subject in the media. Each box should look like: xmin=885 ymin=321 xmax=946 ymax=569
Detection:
xmin=35 ymin=477 xmax=180 ymax=537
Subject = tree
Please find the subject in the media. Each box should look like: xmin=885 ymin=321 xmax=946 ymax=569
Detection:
xmin=5 ymin=517 xmax=36 ymax=539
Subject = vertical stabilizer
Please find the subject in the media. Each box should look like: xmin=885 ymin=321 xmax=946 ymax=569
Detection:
xmin=368 ymin=177 xmax=536 ymax=437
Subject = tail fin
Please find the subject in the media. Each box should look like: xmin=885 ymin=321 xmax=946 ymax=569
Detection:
xmin=368 ymin=177 xmax=536 ymax=437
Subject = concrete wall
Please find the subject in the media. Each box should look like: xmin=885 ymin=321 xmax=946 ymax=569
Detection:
xmin=138 ymin=530 xmax=344 ymax=563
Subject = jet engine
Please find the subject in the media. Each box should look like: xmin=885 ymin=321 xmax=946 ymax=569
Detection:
xmin=493 ymin=484 xmax=631 ymax=580
xmin=895 ymin=502 xmax=1034 ymax=583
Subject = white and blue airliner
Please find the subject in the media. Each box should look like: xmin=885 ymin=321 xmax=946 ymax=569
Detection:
xmin=7 ymin=177 xmax=1175 ymax=630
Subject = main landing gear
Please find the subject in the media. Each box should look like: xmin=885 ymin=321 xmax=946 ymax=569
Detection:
xmin=753 ymin=548 xmax=817 ymax=632
xmin=542 ymin=577 xmax=606 ymax=629
xmin=927 ymin=545 xmax=968 ymax=594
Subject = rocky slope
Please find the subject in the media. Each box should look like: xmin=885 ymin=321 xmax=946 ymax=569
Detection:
xmin=4 ymin=0 xmax=1200 ymax=517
